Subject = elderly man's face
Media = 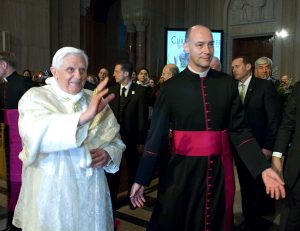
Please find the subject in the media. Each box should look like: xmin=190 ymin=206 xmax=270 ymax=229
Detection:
xmin=281 ymin=75 xmax=289 ymax=84
xmin=161 ymin=66 xmax=173 ymax=82
xmin=255 ymin=64 xmax=271 ymax=79
xmin=51 ymin=54 xmax=87 ymax=95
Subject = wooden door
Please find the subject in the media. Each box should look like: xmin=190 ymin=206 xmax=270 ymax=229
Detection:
xmin=232 ymin=36 xmax=274 ymax=65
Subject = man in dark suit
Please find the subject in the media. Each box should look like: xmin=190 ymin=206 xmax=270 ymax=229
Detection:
xmin=232 ymin=56 xmax=282 ymax=230
xmin=0 ymin=51 xmax=33 ymax=231
xmin=272 ymin=81 xmax=300 ymax=230
xmin=106 ymin=61 xmax=148 ymax=211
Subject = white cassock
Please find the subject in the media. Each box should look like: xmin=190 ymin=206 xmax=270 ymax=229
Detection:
xmin=13 ymin=78 xmax=125 ymax=231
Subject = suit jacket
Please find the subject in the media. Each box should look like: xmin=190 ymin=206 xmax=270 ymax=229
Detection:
xmin=0 ymin=72 xmax=33 ymax=110
xmin=242 ymin=76 xmax=282 ymax=150
xmin=108 ymin=82 xmax=148 ymax=146
xmin=274 ymin=81 xmax=300 ymax=188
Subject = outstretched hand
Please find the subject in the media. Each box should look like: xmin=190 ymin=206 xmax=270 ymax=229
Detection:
xmin=130 ymin=183 xmax=146 ymax=208
xmin=79 ymin=77 xmax=115 ymax=126
xmin=262 ymin=168 xmax=286 ymax=200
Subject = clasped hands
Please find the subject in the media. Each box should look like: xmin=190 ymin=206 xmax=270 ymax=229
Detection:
xmin=90 ymin=148 xmax=111 ymax=168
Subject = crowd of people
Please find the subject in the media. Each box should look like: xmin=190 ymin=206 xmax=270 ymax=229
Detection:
xmin=0 ymin=24 xmax=299 ymax=231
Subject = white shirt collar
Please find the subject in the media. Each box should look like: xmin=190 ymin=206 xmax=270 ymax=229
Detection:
xmin=120 ymin=81 xmax=132 ymax=96
xmin=188 ymin=65 xmax=210 ymax=78
xmin=240 ymin=75 xmax=252 ymax=88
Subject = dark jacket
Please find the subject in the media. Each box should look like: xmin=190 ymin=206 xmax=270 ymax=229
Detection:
xmin=243 ymin=76 xmax=282 ymax=150
xmin=274 ymin=81 xmax=300 ymax=188
xmin=0 ymin=71 xmax=34 ymax=110
xmin=108 ymin=82 xmax=148 ymax=146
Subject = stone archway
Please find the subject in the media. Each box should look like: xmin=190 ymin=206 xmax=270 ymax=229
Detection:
xmin=224 ymin=0 xmax=282 ymax=77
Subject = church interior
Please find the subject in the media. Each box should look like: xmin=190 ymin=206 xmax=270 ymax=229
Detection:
xmin=0 ymin=0 xmax=299 ymax=230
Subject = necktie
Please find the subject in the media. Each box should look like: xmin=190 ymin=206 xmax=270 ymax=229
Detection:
xmin=240 ymin=83 xmax=245 ymax=103
xmin=121 ymin=87 xmax=126 ymax=98
xmin=119 ymin=87 xmax=126 ymax=122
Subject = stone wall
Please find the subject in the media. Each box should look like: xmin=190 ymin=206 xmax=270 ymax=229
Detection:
xmin=1 ymin=0 xmax=300 ymax=82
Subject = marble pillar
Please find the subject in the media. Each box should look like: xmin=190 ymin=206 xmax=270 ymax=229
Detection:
xmin=124 ymin=23 xmax=136 ymax=71
xmin=135 ymin=22 xmax=146 ymax=72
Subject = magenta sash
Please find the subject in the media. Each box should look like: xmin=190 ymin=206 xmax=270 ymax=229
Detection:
xmin=172 ymin=130 xmax=235 ymax=231
xmin=4 ymin=109 xmax=22 ymax=211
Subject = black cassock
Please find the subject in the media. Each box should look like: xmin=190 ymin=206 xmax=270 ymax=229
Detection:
xmin=135 ymin=68 xmax=270 ymax=231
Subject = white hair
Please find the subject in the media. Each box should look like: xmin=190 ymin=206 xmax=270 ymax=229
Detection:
xmin=52 ymin=47 xmax=88 ymax=68
xmin=254 ymin=56 xmax=272 ymax=69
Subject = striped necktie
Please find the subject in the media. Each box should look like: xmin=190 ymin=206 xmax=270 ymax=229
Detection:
xmin=240 ymin=83 xmax=245 ymax=103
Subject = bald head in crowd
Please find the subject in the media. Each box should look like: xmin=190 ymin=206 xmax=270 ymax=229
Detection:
xmin=160 ymin=64 xmax=179 ymax=84
xmin=210 ymin=56 xmax=222 ymax=71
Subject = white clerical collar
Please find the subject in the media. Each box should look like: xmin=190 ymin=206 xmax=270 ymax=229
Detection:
xmin=47 ymin=77 xmax=83 ymax=104
xmin=188 ymin=65 xmax=210 ymax=78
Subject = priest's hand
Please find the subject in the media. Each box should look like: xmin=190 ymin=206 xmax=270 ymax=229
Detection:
xmin=130 ymin=183 xmax=145 ymax=208
xmin=90 ymin=148 xmax=111 ymax=168
xmin=79 ymin=77 xmax=115 ymax=126
xmin=262 ymin=168 xmax=285 ymax=200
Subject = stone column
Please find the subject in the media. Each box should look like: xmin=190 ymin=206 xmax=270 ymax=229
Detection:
xmin=121 ymin=0 xmax=148 ymax=72
xmin=124 ymin=22 xmax=136 ymax=71
xmin=135 ymin=21 xmax=147 ymax=72
xmin=1 ymin=31 xmax=10 ymax=51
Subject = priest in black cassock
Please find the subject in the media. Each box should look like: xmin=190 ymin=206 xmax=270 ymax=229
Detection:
xmin=130 ymin=25 xmax=286 ymax=231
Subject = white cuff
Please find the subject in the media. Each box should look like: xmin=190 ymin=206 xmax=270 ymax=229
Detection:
xmin=272 ymin=152 xmax=283 ymax=158
xmin=105 ymin=158 xmax=112 ymax=167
